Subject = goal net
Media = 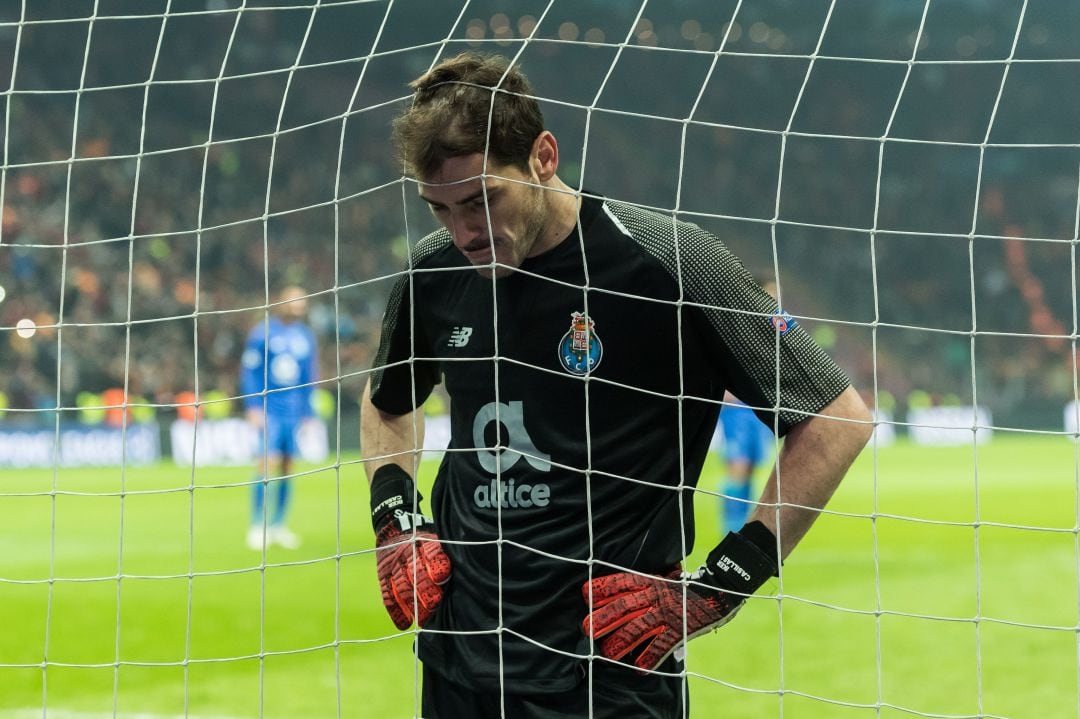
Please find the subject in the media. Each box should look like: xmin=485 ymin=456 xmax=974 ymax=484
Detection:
xmin=0 ymin=1 xmax=1077 ymax=718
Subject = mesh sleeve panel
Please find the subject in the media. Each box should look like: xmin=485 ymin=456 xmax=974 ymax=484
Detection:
xmin=367 ymin=229 xmax=453 ymax=415
xmin=604 ymin=200 xmax=850 ymax=434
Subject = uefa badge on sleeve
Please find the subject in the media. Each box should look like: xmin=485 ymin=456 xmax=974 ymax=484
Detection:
xmin=770 ymin=309 xmax=798 ymax=336
xmin=558 ymin=311 xmax=603 ymax=375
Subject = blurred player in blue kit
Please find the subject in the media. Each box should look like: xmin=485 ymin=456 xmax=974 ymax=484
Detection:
xmin=240 ymin=286 xmax=318 ymax=550
xmin=717 ymin=391 xmax=774 ymax=533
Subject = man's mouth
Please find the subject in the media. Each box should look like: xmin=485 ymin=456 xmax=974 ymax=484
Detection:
xmin=463 ymin=240 xmax=496 ymax=262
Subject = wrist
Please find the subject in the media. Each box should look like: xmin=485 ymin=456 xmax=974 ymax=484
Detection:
xmin=369 ymin=464 xmax=423 ymax=531
xmin=698 ymin=522 xmax=779 ymax=599
xmin=737 ymin=520 xmax=781 ymax=563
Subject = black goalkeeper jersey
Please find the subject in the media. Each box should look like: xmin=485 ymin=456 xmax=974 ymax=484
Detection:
xmin=369 ymin=194 xmax=850 ymax=693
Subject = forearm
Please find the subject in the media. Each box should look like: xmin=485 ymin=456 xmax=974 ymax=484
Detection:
xmin=365 ymin=380 xmax=448 ymax=629
xmin=749 ymin=385 xmax=872 ymax=558
xmin=360 ymin=381 xmax=425 ymax=484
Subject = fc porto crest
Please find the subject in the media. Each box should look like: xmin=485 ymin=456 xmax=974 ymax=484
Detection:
xmin=558 ymin=311 xmax=603 ymax=375
xmin=770 ymin=309 xmax=798 ymax=336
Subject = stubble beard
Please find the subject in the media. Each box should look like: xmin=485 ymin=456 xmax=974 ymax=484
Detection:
xmin=479 ymin=186 xmax=549 ymax=279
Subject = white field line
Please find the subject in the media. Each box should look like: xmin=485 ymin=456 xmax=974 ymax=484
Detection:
xmin=4 ymin=711 xmax=251 ymax=719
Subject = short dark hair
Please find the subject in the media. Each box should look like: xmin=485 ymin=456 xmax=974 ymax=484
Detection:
xmin=392 ymin=52 xmax=545 ymax=180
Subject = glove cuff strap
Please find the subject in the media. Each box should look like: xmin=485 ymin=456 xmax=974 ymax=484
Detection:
xmin=701 ymin=523 xmax=780 ymax=598
xmin=370 ymin=464 xmax=424 ymax=531
xmin=738 ymin=520 xmax=781 ymax=564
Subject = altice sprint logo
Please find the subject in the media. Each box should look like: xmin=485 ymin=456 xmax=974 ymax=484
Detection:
xmin=471 ymin=400 xmax=551 ymax=510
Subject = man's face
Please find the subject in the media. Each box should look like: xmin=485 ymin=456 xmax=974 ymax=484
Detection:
xmin=419 ymin=153 xmax=546 ymax=278
xmin=276 ymin=286 xmax=308 ymax=322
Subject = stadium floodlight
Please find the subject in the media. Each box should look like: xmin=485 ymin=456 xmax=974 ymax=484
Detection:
xmin=15 ymin=317 xmax=35 ymax=338
xmin=1 ymin=1 xmax=1078 ymax=718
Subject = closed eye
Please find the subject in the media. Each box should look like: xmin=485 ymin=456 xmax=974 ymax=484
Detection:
xmin=421 ymin=189 xmax=498 ymax=214
xmin=473 ymin=192 xmax=499 ymax=211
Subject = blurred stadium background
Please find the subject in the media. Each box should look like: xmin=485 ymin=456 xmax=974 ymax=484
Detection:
xmin=1 ymin=0 xmax=1079 ymax=717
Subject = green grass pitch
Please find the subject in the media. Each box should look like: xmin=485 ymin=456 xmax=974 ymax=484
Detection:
xmin=0 ymin=434 xmax=1077 ymax=718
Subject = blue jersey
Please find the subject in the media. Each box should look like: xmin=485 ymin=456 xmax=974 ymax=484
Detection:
xmin=240 ymin=317 xmax=318 ymax=419
xmin=719 ymin=398 xmax=774 ymax=465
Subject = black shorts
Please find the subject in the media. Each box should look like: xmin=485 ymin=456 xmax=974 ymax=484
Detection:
xmin=421 ymin=659 xmax=688 ymax=719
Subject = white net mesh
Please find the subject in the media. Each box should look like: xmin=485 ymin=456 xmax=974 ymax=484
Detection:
xmin=1 ymin=1 xmax=1078 ymax=717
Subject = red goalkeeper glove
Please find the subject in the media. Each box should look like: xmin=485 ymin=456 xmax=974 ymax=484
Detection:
xmin=582 ymin=521 xmax=779 ymax=672
xmin=370 ymin=465 xmax=451 ymax=630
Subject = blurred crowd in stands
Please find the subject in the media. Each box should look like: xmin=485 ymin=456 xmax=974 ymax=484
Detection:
xmin=1 ymin=0 xmax=1078 ymax=432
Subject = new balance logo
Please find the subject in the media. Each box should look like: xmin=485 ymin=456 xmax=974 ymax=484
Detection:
xmin=448 ymin=326 xmax=473 ymax=347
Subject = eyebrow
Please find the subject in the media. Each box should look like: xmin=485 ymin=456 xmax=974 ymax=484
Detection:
xmin=419 ymin=187 xmax=497 ymax=208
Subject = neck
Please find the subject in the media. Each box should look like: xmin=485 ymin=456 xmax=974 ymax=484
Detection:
xmin=528 ymin=176 xmax=581 ymax=258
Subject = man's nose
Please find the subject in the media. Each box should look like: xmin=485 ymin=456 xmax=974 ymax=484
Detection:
xmin=450 ymin=213 xmax=486 ymax=249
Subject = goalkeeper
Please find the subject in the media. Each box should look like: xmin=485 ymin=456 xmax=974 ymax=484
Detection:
xmin=361 ymin=52 xmax=872 ymax=718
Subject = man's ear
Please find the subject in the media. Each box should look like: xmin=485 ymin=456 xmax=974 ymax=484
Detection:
xmin=531 ymin=131 xmax=559 ymax=182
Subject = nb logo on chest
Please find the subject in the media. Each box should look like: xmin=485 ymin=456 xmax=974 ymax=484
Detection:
xmin=448 ymin=326 xmax=473 ymax=347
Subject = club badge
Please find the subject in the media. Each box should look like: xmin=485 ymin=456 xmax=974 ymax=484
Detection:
xmin=558 ymin=311 xmax=603 ymax=375
xmin=770 ymin=309 xmax=798 ymax=336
